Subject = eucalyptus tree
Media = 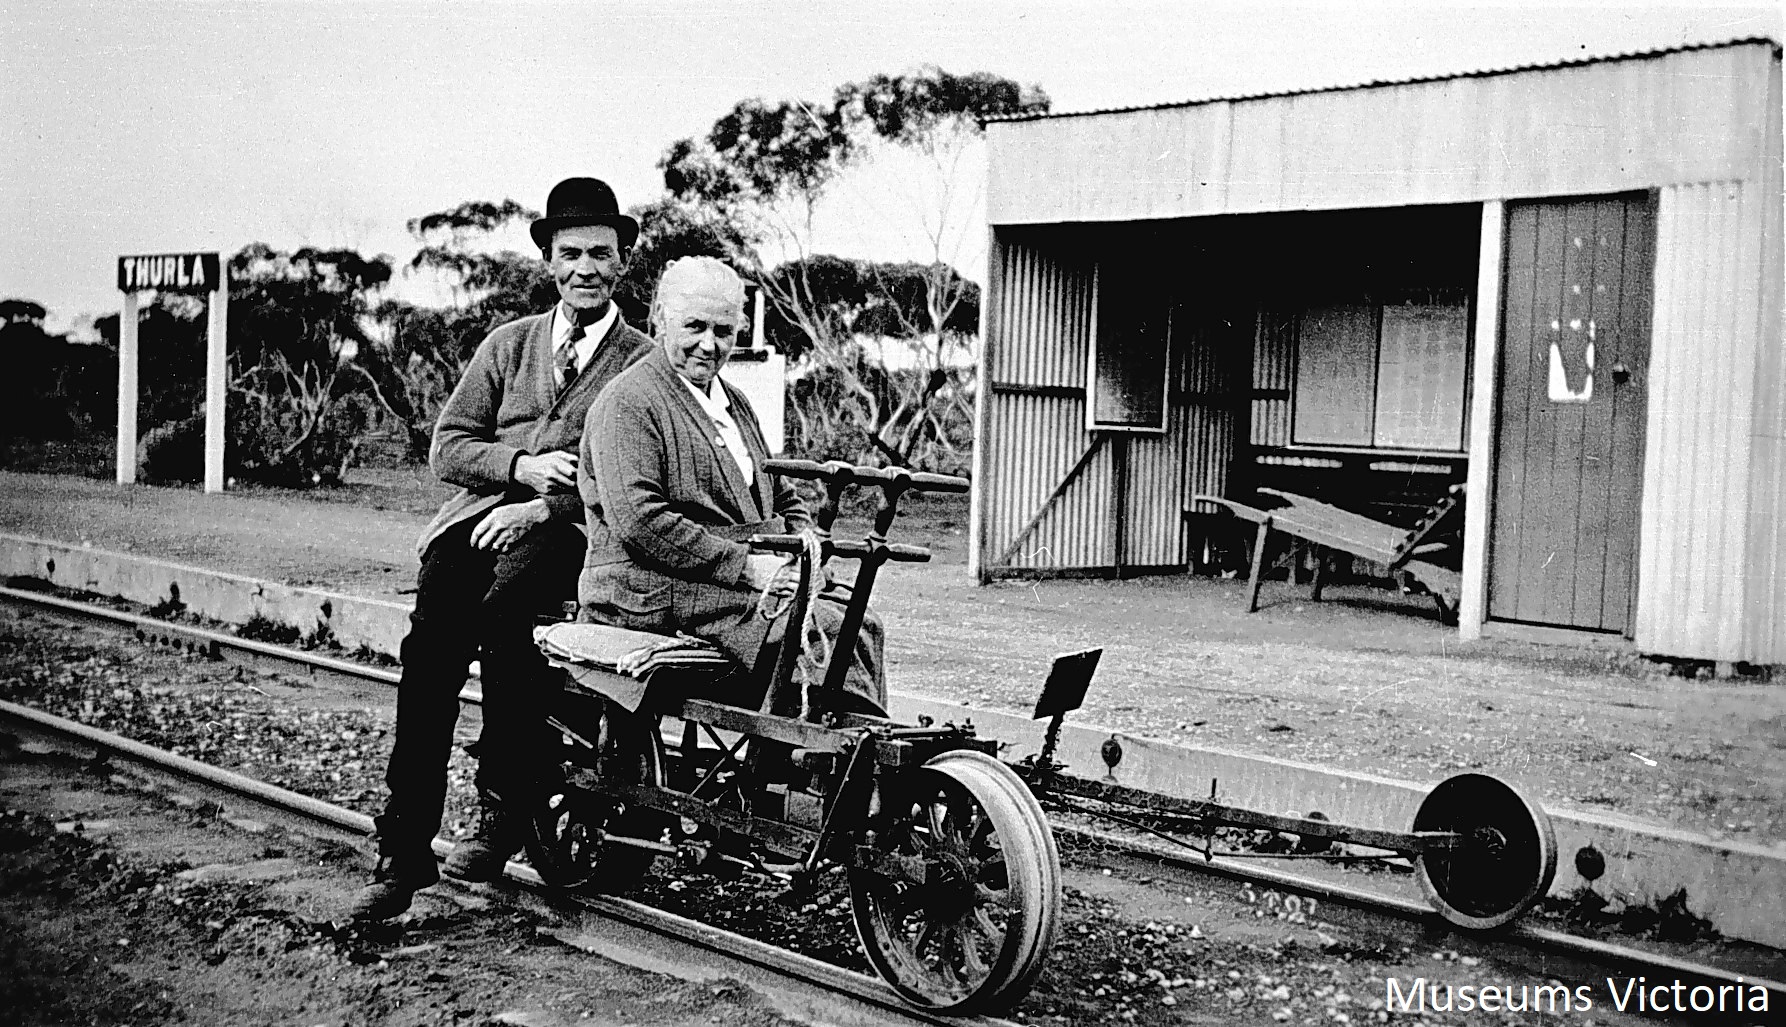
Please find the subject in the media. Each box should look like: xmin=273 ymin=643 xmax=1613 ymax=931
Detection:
xmin=659 ymin=66 xmax=1047 ymax=471
xmin=224 ymin=244 xmax=394 ymax=484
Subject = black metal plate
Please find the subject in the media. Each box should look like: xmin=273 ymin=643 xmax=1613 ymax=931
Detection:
xmin=1032 ymin=648 xmax=1103 ymax=719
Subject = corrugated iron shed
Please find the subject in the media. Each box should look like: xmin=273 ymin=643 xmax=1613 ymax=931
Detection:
xmin=985 ymin=40 xmax=1778 ymax=224
xmin=982 ymin=36 xmax=1780 ymax=124
xmin=972 ymin=39 xmax=1785 ymax=664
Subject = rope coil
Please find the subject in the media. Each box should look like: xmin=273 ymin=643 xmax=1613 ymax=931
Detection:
xmin=754 ymin=530 xmax=830 ymax=719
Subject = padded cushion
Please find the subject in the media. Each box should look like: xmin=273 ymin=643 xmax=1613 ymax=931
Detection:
xmin=535 ymin=623 xmax=734 ymax=712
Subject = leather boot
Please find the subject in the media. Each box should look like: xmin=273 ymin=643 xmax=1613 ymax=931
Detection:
xmin=347 ymin=848 xmax=439 ymax=921
xmin=442 ymin=791 xmax=522 ymax=883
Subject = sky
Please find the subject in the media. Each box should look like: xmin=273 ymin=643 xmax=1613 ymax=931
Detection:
xmin=3 ymin=0 xmax=1779 ymax=334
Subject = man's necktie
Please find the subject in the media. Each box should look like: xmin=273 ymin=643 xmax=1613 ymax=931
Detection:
xmin=557 ymin=320 xmax=584 ymax=392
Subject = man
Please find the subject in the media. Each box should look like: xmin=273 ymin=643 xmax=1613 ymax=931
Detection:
xmin=578 ymin=256 xmax=885 ymax=713
xmin=352 ymin=178 xmax=654 ymax=921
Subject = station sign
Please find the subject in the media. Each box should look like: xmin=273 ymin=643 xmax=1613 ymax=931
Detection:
xmin=117 ymin=252 xmax=221 ymax=293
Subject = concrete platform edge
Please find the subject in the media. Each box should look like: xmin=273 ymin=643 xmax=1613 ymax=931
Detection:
xmin=0 ymin=533 xmax=408 ymax=658
xmin=3 ymin=532 xmax=1781 ymax=948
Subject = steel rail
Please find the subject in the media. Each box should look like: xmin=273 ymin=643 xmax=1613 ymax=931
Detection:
xmin=1058 ymin=823 xmax=1786 ymax=1004
xmin=6 ymin=585 xmax=1781 ymax=1007
xmin=0 ymin=698 xmax=1016 ymax=1027
xmin=0 ymin=585 xmax=482 ymax=704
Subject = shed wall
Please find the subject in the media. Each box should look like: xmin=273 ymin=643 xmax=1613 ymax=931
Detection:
xmin=976 ymin=230 xmax=1244 ymax=576
xmin=1251 ymin=309 xmax=1295 ymax=446
xmin=984 ymin=392 xmax=1117 ymax=570
xmin=1122 ymin=418 xmax=1180 ymax=567
xmin=988 ymin=43 xmax=1776 ymax=226
xmin=987 ymin=240 xmax=1095 ymax=388
xmin=1636 ymin=177 xmax=1779 ymax=662
xmin=1127 ymin=306 xmax=1246 ymax=567
xmin=1177 ymin=304 xmax=1244 ymax=522
xmin=978 ymin=236 xmax=1112 ymax=571
xmin=1746 ymin=62 xmax=1786 ymax=664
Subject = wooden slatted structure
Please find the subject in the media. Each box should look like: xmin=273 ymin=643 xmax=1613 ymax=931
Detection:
xmin=1196 ymin=486 xmax=1465 ymax=617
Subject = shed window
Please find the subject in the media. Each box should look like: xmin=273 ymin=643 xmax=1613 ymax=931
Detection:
xmin=1293 ymin=304 xmax=1378 ymax=444
xmin=1375 ymin=302 xmax=1470 ymax=449
xmin=1292 ymin=291 xmax=1469 ymax=452
xmin=1087 ymin=265 xmax=1171 ymax=432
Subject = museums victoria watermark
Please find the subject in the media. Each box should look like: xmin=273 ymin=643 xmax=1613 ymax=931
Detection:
xmin=1383 ymin=976 xmax=1769 ymax=1016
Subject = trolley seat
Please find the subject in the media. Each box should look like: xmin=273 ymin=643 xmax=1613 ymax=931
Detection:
xmin=535 ymin=621 xmax=735 ymax=713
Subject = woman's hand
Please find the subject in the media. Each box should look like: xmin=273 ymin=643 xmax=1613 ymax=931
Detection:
xmin=743 ymin=553 xmax=788 ymax=592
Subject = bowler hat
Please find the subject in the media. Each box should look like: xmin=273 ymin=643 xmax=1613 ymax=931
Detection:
xmin=530 ymin=177 xmax=640 ymax=251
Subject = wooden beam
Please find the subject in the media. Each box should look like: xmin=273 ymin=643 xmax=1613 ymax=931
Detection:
xmin=1112 ymin=434 xmax=1129 ymax=575
xmin=988 ymin=382 xmax=1084 ymax=399
xmin=1459 ymin=200 xmax=1505 ymax=639
xmin=969 ymin=228 xmax=1001 ymax=583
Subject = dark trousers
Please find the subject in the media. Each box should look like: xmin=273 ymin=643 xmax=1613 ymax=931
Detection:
xmin=374 ymin=514 xmax=583 ymax=856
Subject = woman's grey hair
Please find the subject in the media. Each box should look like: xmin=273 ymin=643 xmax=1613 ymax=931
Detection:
xmin=650 ymin=256 xmax=747 ymax=330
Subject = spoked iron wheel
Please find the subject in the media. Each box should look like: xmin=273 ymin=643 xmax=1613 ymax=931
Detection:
xmin=849 ymin=750 xmax=1060 ymax=1014
xmin=1413 ymin=773 xmax=1558 ymax=929
xmin=526 ymin=698 xmax=664 ymax=891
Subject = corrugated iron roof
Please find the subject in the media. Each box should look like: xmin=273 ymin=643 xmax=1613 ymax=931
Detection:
xmin=983 ymin=35 xmax=1781 ymax=124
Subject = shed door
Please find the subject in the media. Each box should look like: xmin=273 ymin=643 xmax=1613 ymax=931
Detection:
xmin=1489 ymin=194 xmax=1655 ymax=633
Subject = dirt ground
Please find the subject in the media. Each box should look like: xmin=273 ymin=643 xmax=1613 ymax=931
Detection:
xmin=5 ymin=468 xmax=1781 ymax=851
xmin=0 ymin=743 xmax=822 ymax=1027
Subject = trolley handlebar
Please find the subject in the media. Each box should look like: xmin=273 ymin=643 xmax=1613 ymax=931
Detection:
xmin=749 ymin=533 xmax=932 ymax=563
xmin=763 ymin=458 xmax=969 ymax=496
xmin=746 ymin=461 xmax=949 ymax=710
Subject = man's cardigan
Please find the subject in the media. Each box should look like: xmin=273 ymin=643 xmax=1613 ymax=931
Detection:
xmin=416 ymin=308 xmax=653 ymax=556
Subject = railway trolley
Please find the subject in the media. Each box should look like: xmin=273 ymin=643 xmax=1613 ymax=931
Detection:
xmin=526 ymin=458 xmax=1558 ymax=1014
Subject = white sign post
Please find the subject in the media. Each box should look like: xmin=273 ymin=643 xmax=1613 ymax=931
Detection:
xmin=115 ymin=290 xmax=139 ymax=484
xmin=115 ymin=252 xmax=227 ymax=491
xmin=719 ymin=284 xmax=787 ymax=453
xmin=202 ymin=272 xmax=230 ymax=492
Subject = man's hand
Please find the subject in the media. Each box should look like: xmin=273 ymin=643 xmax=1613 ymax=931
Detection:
xmin=514 ymin=451 xmax=578 ymax=494
xmin=471 ymin=499 xmax=549 ymax=552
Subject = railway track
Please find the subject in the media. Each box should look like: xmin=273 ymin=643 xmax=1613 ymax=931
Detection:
xmin=0 ymin=696 xmax=1016 ymax=1027
xmin=1059 ymin=824 xmax=1786 ymax=1011
xmin=3 ymin=583 xmax=1781 ymax=1019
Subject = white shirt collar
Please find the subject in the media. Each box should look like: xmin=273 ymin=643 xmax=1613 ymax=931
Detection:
xmin=682 ymin=374 xmax=753 ymax=486
xmin=682 ymin=374 xmax=732 ymax=416
xmin=553 ymin=301 xmax=618 ymax=372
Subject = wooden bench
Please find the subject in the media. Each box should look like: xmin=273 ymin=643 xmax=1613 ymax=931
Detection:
xmin=1193 ymin=484 xmax=1464 ymax=621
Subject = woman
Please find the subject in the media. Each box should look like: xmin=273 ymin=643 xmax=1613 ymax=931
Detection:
xmin=576 ymin=256 xmax=884 ymax=712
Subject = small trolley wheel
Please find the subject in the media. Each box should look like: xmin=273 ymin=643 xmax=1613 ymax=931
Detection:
xmin=1412 ymin=773 xmax=1557 ymax=929
xmin=526 ymin=698 xmax=664 ymax=892
xmin=849 ymin=749 xmax=1061 ymax=1014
